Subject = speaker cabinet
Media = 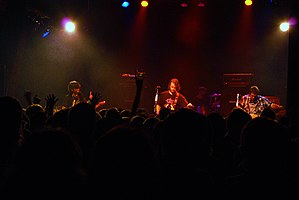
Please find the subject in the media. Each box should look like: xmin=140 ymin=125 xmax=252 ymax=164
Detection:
xmin=118 ymin=77 xmax=151 ymax=111
xmin=221 ymin=73 xmax=254 ymax=117
xmin=119 ymin=78 xmax=136 ymax=110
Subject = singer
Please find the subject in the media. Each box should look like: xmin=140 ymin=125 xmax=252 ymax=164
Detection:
xmin=155 ymin=78 xmax=193 ymax=115
xmin=61 ymin=80 xmax=106 ymax=110
xmin=62 ymin=80 xmax=87 ymax=109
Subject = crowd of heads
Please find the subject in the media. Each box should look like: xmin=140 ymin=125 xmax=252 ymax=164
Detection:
xmin=0 ymin=83 xmax=298 ymax=198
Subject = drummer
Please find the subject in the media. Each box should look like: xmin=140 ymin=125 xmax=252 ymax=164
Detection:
xmin=192 ymin=86 xmax=209 ymax=115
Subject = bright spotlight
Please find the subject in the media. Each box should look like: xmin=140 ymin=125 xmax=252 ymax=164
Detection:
xmin=245 ymin=0 xmax=253 ymax=6
xmin=62 ymin=18 xmax=76 ymax=33
xmin=122 ymin=1 xmax=130 ymax=8
xmin=280 ymin=22 xmax=289 ymax=32
xmin=141 ymin=1 xmax=149 ymax=7
xmin=65 ymin=22 xmax=76 ymax=33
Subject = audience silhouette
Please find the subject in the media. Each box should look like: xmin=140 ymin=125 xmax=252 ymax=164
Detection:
xmin=1 ymin=79 xmax=298 ymax=199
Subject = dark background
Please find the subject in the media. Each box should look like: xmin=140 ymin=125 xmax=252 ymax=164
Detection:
xmin=0 ymin=0 xmax=296 ymax=115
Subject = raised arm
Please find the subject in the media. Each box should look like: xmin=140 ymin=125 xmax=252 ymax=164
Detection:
xmin=131 ymin=72 xmax=144 ymax=117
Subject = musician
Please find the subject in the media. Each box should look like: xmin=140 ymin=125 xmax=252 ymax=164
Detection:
xmin=62 ymin=80 xmax=87 ymax=109
xmin=193 ymin=86 xmax=210 ymax=115
xmin=155 ymin=78 xmax=193 ymax=115
xmin=62 ymin=80 xmax=106 ymax=110
xmin=238 ymin=85 xmax=272 ymax=118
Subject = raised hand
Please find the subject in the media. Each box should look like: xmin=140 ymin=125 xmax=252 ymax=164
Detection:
xmin=131 ymin=72 xmax=145 ymax=116
xmin=45 ymin=94 xmax=59 ymax=117
xmin=89 ymin=91 xmax=105 ymax=109
xmin=45 ymin=94 xmax=58 ymax=108
xmin=135 ymin=71 xmax=145 ymax=88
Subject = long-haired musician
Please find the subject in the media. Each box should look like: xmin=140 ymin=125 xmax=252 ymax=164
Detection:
xmin=155 ymin=78 xmax=193 ymax=116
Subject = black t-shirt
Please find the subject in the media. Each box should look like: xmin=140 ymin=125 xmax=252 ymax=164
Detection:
xmin=157 ymin=91 xmax=188 ymax=112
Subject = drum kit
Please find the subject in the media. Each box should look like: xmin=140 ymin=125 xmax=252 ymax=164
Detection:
xmin=194 ymin=91 xmax=285 ymax=118
xmin=195 ymin=93 xmax=221 ymax=114
xmin=209 ymin=93 xmax=221 ymax=113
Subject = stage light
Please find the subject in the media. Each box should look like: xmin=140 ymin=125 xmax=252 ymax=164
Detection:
xmin=42 ymin=28 xmax=51 ymax=38
xmin=280 ymin=22 xmax=289 ymax=32
xmin=141 ymin=1 xmax=149 ymax=7
xmin=197 ymin=3 xmax=205 ymax=7
xmin=122 ymin=1 xmax=130 ymax=8
xmin=27 ymin=10 xmax=52 ymax=38
xmin=62 ymin=18 xmax=76 ymax=33
xmin=180 ymin=1 xmax=206 ymax=8
xmin=289 ymin=17 xmax=298 ymax=26
xmin=65 ymin=22 xmax=76 ymax=33
xmin=245 ymin=0 xmax=253 ymax=6
xmin=180 ymin=3 xmax=188 ymax=7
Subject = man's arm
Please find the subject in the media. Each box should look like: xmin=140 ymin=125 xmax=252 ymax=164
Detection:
xmin=181 ymin=94 xmax=193 ymax=109
xmin=131 ymin=74 xmax=144 ymax=117
xmin=156 ymin=104 xmax=161 ymax=115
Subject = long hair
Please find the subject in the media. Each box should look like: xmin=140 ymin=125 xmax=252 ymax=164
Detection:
xmin=168 ymin=78 xmax=180 ymax=92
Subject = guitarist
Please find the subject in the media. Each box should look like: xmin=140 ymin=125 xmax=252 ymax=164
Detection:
xmin=155 ymin=78 xmax=193 ymax=116
xmin=238 ymin=85 xmax=272 ymax=118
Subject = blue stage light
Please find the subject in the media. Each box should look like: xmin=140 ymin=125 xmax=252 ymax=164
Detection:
xmin=42 ymin=28 xmax=51 ymax=38
xmin=122 ymin=1 xmax=130 ymax=8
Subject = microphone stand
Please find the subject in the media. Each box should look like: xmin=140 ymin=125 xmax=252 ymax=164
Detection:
xmin=154 ymin=86 xmax=160 ymax=113
xmin=236 ymin=93 xmax=240 ymax=107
